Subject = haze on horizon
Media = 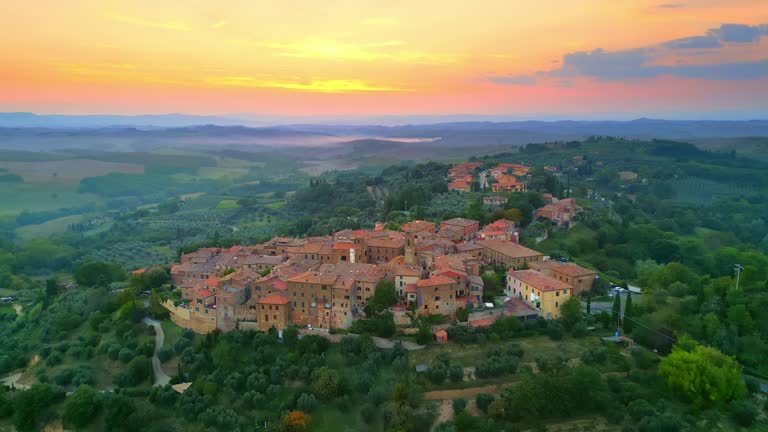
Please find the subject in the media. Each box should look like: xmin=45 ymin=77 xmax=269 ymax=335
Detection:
xmin=2 ymin=0 xmax=768 ymax=119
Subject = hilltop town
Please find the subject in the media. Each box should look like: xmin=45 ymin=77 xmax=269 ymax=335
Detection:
xmin=165 ymin=161 xmax=594 ymax=337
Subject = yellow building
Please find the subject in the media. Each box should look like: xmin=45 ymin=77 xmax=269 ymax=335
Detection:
xmin=506 ymin=269 xmax=572 ymax=319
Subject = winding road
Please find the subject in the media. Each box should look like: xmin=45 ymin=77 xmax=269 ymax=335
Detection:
xmin=143 ymin=317 xmax=171 ymax=387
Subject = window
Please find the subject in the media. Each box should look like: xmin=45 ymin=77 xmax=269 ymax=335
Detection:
xmin=265 ymin=315 xmax=269 ymax=321
xmin=555 ymin=301 xmax=559 ymax=307
xmin=293 ymin=301 xmax=296 ymax=307
xmin=556 ymin=291 xmax=560 ymax=297
xmin=434 ymin=296 xmax=440 ymax=301
xmin=195 ymin=307 xmax=200 ymax=312
xmin=273 ymin=315 xmax=277 ymax=320
xmin=261 ymin=305 xmax=265 ymax=310
xmin=322 ymin=285 xmax=327 ymax=290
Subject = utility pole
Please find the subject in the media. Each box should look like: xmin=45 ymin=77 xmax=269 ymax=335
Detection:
xmin=734 ymin=264 xmax=744 ymax=291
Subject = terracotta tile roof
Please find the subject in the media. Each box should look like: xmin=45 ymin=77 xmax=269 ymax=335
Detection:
xmin=530 ymin=260 xmax=596 ymax=277
xmin=441 ymin=217 xmax=479 ymax=227
xmin=405 ymin=283 xmax=418 ymax=294
xmin=477 ymin=239 xmax=542 ymax=258
xmin=256 ymin=292 xmax=289 ymax=305
xmin=509 ymin=270 xmax=572 ymax=291
xmin=204 ymin=277 xmax=220 ymax=288
xmin=287 ymin=271 xmax=339 ymax=285
xmin=401 ymin=220 xmax=436 ymax=233
xmin=367 ymin=238 xmax=405 ymax=249
xmin=434 ymin=329 xmax=448 ymax=338
xmin=332 ymin=241 xmax=359 ymax=250
xmin=417 ymin=274 xmax=457 ymax=287
xmin=469 ymin=316 xmax=496 ymax=328
xmin=197 ymin=288 xmax=215 ymax=298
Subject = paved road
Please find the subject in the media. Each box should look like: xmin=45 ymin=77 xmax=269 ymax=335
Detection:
xmin=143 ymin=317 xmax=171 ymax=387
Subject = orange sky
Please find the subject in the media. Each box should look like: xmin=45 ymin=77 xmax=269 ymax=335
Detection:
xmin=1 ymin=0 xmax=767 ymax=117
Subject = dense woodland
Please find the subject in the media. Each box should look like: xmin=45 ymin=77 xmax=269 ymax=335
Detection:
xmin=2 ymin=137 xmax=768 ymax=431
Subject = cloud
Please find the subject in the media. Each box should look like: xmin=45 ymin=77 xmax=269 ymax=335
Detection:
xmin=110 ymin=14 xmax=189 ymax=31
xmin=205 ymin=77 xmax=405 ymax=93
xmin=231 ymin=38 xmax=456 ymax=64
xmin=486 ymin=74 xmax=537 ymax=85
xmin=710 ymin=23 xmax=768 ymax=43
xmin=664 ymin=35 xmax=721 ymax=49
xmin=486 ymin=22 xmax=768 ymax=85
xmin=657 ymin=3 xmax=685 ymax=8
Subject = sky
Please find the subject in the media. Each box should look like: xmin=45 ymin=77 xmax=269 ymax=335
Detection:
xmin=1 ymin=0 xmax=767 ymax=119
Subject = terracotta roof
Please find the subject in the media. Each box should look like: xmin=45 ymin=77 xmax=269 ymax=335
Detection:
xmin=439 ymin=270 xmax=466 ymax=280
xmin=469 ymin=316 xmax=497 ymax=328
xmin=256 ymin=292 xmax=289 ymax=305
xmin=367 ymin=238 xmax=405 ymax=248
xmin=287 ymin=271 xmax=339 ymax=285
xmin=530 ymin=261 xmax=596 ymax=277
xmin=204 ymin=277 xmax=220 ymax=288
xmin=405 ymin=283 xmax=418 ymax=294
xmin=197 ymin=288 xmax=215 ymax=298
xmin=417 ymin=275 xmax=457 ymax=287
xmin=509 ymin=270 xmax=572 ymax=292
xmin=504 ymin=297 xmax=539 ymax=316
xmin=332 ymin=241 xmax=359 ymax=250
xmin=441 ymin=217 xmax=479 ymax=227
xmin=434 ymin=329 xmax=448 ymax=338
xmin=131 ymin=268 xmax=147 ymax=275
xmin=401 ymin=220 xmax=436 ymax=233
xmin=477 ymin=239 xmax=542 ymax=258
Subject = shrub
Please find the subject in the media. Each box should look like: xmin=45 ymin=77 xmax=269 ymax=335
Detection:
xmin=449 ymin=365 xmax=464 ymax=382
xmin=730 ymin=400 xmax=758 ymax=427
xmin=627 ymin=399 xmax=655 ymax=422
xmin=572 ymin=322 xmax=588 ymax=338
xmin=296 ymin=393 xmax=318 ymax=412
xmin=452 ymin=398 xmax=466 ymax=415
xmin=476 ymin=393 xmax=495 ymax=413
xmin=118 ymin=348 xmax=134 ymax=363
xmin=547 ymin=322 xmax=564 ymax=341
xmin=157 ymin=347 xmax=174 ymax=363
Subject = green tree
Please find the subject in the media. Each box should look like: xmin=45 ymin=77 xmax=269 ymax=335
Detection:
xmin=659 ymin=343 xmax=746 ymax=407
xmin=586 ymin=294 xmax=591 ymax=315
xmin=365 ymin=280 xmax=396 ymax=315
xmin=62 ymin=385 xmax=99 ymax=429
xmin=560 ymin=296 xmax=582 ymax=329
xmin=623 ymin=294 xmax=634 ymax=334
xmin=12 ymin=384 xmax=63 ymax=432
xmin=311 ymin=367 xmax=340 ymax=402
xmin=611 ymin=294 xmax=621 ymax=329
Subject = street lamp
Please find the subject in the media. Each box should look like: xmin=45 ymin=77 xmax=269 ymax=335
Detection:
xmin=734 ymin=264 xmax=744 ymax=291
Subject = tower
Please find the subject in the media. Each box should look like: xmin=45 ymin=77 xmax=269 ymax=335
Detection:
xmin=405 ymin=232 xmax=416 ymax=266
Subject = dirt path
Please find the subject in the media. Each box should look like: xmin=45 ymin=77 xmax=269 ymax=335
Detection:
xmin=143 ymin=317 xmax=171 ymax=387
xmin=299 ymin=329 xmax=425 ymax=350
xmin=424 ymin=382 xmax=517 ymax=401
xmin=432 ymin=400 xmax=453 ymax=431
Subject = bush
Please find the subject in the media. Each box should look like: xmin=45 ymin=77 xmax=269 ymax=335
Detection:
xmin=572 ymin=322 xmax=588 ymax=338
xmin=476 ymin=393 xmax=495 ymax=413
xmin=452 ymin=398 xmax=466 ymax=415
xmin=296 ymin=393 xmax=318 ymax=412
xmin=730 ymin=400 xmax=758 ymax=427
xmin=449 ymin=365 xmax=464 ymax=382
xmin=627 ymin=400 xmax=655 ymax=422
xmin=157 ymin=347 xmax=174 ymax=363
xmin=547 ymin=322 xmax=564 ymax=340
xmin=118 ymin=348 xmax=135 ymax=363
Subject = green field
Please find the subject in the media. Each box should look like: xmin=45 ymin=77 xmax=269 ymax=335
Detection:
xmin=0 ymin=182 xmax=102 ymax=216
xmin=216 ymin=199 xmax=241 ymax=209
xmin=16 ymin=214 xmax=86 ymax=240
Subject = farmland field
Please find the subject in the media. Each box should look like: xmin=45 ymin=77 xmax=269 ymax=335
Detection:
xmin=0 ymin=182 xmax=103 ymax=215
xmin=16 ymin=214 xmax=86 ymax=240
xmin=0 ymin=159 xmax=144 ymax=182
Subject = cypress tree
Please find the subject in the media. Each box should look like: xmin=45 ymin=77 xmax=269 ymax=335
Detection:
xmin=611 ymin=293 xmax=621 ymax=329
xmin=586 ymin=294 xmax=591 ymax=315
xmin=623 ymin=294 xmax=634 ymax=334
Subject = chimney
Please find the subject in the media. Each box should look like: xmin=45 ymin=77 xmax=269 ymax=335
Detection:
xmin=349 ymin=248 xmax=356 ymax=264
